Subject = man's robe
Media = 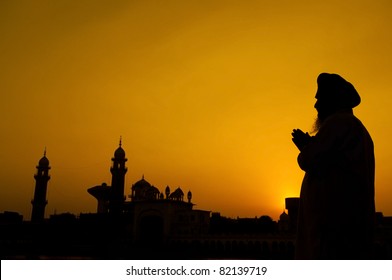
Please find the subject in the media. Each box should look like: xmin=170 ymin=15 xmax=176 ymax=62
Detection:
xmin=295 ymin=110 xmax=375 ymax=259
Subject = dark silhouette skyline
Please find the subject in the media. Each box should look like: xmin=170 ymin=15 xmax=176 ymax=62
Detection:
xmin=2 ymin=1 xmax=392 ymax=254
xmin=1 ymin=138 xmax=391 ymax=260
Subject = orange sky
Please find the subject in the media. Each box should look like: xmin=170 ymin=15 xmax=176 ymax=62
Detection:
xmin=1 ymin=0 xmax=392 ymax=221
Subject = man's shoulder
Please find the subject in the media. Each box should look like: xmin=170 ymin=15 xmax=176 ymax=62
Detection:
xmin=325 ymin=110 xmax=360 ymax=125
xmin=320 ymin=111 xmax=365 ymax=136
xmin=324 ymin=110 xmax=373 ymax=141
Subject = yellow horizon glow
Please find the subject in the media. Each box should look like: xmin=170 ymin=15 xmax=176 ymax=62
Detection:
xmin=1 ymin=0 xmax=392 ymax=221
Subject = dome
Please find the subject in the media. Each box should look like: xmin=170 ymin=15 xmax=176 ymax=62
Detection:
xmin=114 ymin=146 xmax=126 ymax=159
xmin=174 ymin=188 xmax=184 ymax=196
xmin=169 ymin=187 xmax=184 ymax=201
xmin=38 ymin=156 xmax=49 ymax=167
xmin=131 ymin=176 xmax=161 ymax=201
xmin=113 ymin=137 xmax=126 ymax=159
xmin=132 ymin=177 xmax=151 ymax=191
xmin=145 ymin=185 xmax=160 ymax=200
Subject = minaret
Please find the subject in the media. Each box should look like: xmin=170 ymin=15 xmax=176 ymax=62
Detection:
xmin=31 ymin=149 xmax=51 ymax=222
xmin=110 ymin=137 xmax=127 ymax=214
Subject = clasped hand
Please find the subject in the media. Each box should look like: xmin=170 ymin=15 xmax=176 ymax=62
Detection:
xmin=292 ymin=129 xmax=311 ymax=151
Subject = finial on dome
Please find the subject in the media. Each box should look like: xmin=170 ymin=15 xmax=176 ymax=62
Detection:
xmin=38 ymin=148 xmax=50 ymax=167
xmin=113 ymin=138 xmax=126 ymax=159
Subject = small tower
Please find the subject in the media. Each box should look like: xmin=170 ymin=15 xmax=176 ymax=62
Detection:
xmin=110 ymin=137 xmax=127 ymax=214
xmin=31 ymin=149 xmax=51 ymax=222
xmin=165 ymin=186 xmax=170 ymax=199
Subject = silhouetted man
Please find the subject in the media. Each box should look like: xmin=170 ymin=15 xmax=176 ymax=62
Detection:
xmin=292 ymin=73 xmax=375 ymax=259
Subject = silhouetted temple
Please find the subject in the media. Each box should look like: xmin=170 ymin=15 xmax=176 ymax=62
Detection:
xmin=87 ymin=140 xmax=210 ymax=245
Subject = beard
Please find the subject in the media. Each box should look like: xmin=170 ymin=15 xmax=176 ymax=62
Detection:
xmin=310 ymin=116 xmax=323 ymax=134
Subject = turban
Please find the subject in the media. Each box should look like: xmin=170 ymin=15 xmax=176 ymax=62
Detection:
xmin=316 ymin=73 xmax=361 ymax=108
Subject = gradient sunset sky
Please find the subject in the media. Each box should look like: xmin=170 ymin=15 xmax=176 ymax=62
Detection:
xmin=1 ymin=0 xmax=391 ymax=221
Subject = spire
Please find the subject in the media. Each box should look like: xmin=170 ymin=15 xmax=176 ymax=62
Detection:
xmin=32 ymin=149 xmax=51 ymax=222
xmin=110 ymin=136 xmax=127 ymax=214
xmin=38 ymin=147 xmax=50 ymax=167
